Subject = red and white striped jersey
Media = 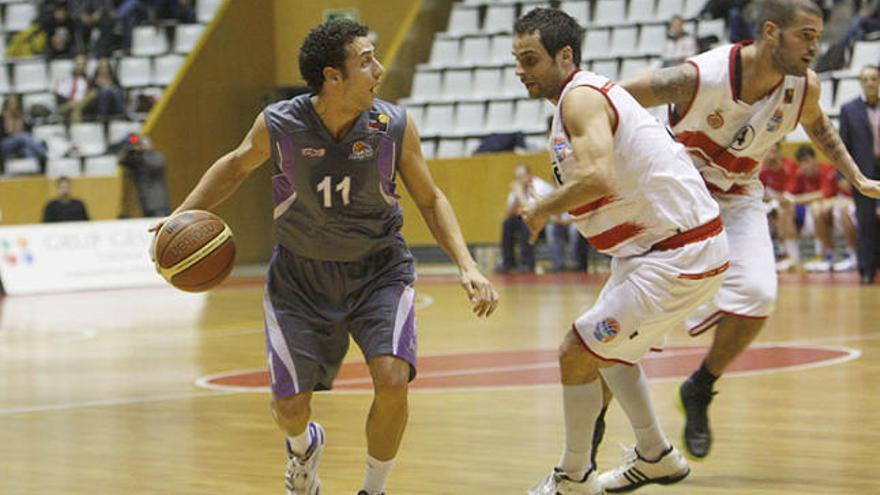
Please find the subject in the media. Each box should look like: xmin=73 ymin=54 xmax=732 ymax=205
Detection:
xmin=671 ymin=43 xmax=808 ymax=200
xmin=548 ymin=70 xmax=719 ymax=257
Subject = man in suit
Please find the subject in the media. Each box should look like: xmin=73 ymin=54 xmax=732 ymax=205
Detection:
xmin=840 ymin=65 xmax=880 ymax=285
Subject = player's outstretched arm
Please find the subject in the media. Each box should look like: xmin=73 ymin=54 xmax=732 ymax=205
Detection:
xmin=801 ymin=71 xmax=880 ymax=199
xmin=521 ymin=87 xmax=616 ymax=243
xmin=620 ymin=62 xmax=698 ymax=109
xmin=398 ymin=113 xmax=499 ymax=317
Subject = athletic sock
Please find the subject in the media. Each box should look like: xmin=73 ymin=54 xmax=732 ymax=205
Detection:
xmin=288 ymin=426 xmax=312 ymax=458
xmin=689 ymin=361 xmax=718 ymax=390
xmin=600 ymin=364 xmax=670 ymax=461
xmin=559 ymin=381 xmax=603 ymax=480
xmin=362 ymin=455 xmax=395 ymax=495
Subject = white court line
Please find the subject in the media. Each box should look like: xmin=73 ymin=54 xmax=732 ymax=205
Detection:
xmin=0 ymin=390 xmax=231 ymax=417
xmin=4 ymin=334 xmax=870 ymax=414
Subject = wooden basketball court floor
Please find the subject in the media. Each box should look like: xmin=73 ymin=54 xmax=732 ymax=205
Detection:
xmin=1 ymin=270 xmax=879 ymax=495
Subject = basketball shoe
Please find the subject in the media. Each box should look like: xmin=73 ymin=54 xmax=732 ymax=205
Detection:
xmin=528 ymin=468 xmax=604 ymax=495
xmin=598 ymin=445 xmax=689 ymax=493
xmin=357 ymin=491 xmax=385 ymax=495
xmin=285 ymin=422 xmax=325 ymax=495
xmin=677 ymin=378 xmax=716 ymax=459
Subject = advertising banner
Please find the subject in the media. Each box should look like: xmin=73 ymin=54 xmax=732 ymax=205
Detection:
xmin=0 ymin=219 xmax=165 ymax=295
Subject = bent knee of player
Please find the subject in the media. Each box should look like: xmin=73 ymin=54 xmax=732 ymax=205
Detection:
xmin=273 ymin=393 xmax=311 ymax=423
xmin=559 ymin=330 xmax=601 ymax=383
xmin=372 ymin=364 xmax=410 ymax=400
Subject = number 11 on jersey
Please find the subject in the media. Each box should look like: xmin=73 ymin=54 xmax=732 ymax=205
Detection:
xmin=317 ymin=175 xmax=351 ymax=207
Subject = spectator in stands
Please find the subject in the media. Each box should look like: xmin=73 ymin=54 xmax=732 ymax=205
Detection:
xmin=42 ymin=176 xmax=90 ymax=222
xmin=840 ymin=65 xmax=880 ymax=284
xmin=155 ymin=0 xmax=196 ymax=23
xmin=0 ymin=94 xmax=48 ymax=168
xmin=699 ymin=0 xmax=755 ymax=42
xmin=546 ymin=213 xmax=591 ymax=272
xmin=116 ymin=0 xmax=150 ymax=50
xmin=69 ymin=0 xmax=118 ymax=57
xmin=841 ymin=0 xmax=880 ymax=45
xmin=662 ymin=15 xmax=698 ymax=67
xmin=499 ymin=163 xmax=565 ymax=273
xmin=89 ymin=57 xmax=127 ymax=121
xmin=759 ymin=142 xmax=801 ymax=270
xmin=787 ymin=145 xmax=849 ymax=271
xmin=119 ymin=134 xmax=170 ymax=216
xmin=54 ymin=53 xmax=93 ymax=124
xmin=39 ymin=1 xmax=76 ymax=59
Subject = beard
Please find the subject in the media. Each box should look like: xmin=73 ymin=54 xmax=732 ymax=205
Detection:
xmin=772 ymin=36 xmax=807 ymax=76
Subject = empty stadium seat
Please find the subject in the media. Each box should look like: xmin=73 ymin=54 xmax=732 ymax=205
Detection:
xmin=422 ymin=104 xmax=455 ymax=136
xmin=69 ymin=123 xmax=107 ymax=156
xmin=484 ymin=4 xmax=515 ymax=33
xmin=430 ymin=38 xmax=461 ymax=67
xmin=410 ymin=71 xmax=442 ymax=100
xmin=4 ymin=157 xmax=40 ymax=176
xmin=153 ymin=54 xmax=185 ymax=85
xmin=197 ymin=0 xmax=223 ymax=23
xmin=174 ymin=24 xmax=205 ymax=54
xmin=4 ymin=2 xmax=36 ymax=32
xmin=443 ymin=69 xmax=474 ymax=99
xmin=46 ymin=157 xmax=82 ymax=177
xmin=108 ymin=120 xmax=143 ymax=145
xmin=513 ymin=99 xmax=548 ymax=133
xmin=637 ymin=24 xmax=667 ymax=56
xmin=628 ymin=0 xmax=656 ymax=22
xmin=560 ymin=0 xmax=590 ymax=25
xmin=131 ymin=26 xmax=169 ymax=56
xmin=583 ymin=28 xmax=610 ymax=60
xmin=13 ymin=60 xmax=49 ymax=93
xmin=593 ymin=0 xmax=626 ymax=25
xmin=447 ymin=5 xmax=480 ymax=35
xmin=437 ymin=138 xmax=465 ymax=158
xmin=454 ymin=102 xmax=486 ymax=134
xmin=834 ymin=78 xmax=862 ymax=114
xmin=472 ymin=68 xmax=502 ymax=98
xmin=486 ymin=100 xmax=515 ymax=132
xmin=610 ymin=26 xmax=638 ymax=56
xmin=119 ymin=57 xmax=153 ymax=87
xmin=84 ymin=155 xmax=120 ymax=176
xmin=490 ymin=34 xmax=514 ymax=64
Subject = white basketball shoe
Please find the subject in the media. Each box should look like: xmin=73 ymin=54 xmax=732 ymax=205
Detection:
xmin=598 ymin=445 xmax=689 ymax=493
xmin=528 ymin=468 xmax=604 ymax=495
xmin=285 ymin=422 xmax=325 ymax=495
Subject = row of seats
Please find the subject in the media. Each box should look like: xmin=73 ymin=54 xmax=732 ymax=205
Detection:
xmin=33 ymin=120 xmax=142 ymax=159
xmin=408 ymin=98 xmax=554 ymax=137
xmin=0 ymin=0 xmax=221 ymax=36
xmin=410 ymin=56 xmax=660 ymax=102
xmin=4 ymin=154 xmax=119 ymax=177
xmin=448 ymin=0 xmax=704 ymax=34
xmin=0 ymin=53 xmax=184 ymax=94
xmin=420 ymin=133 xmax=546 ymax=160
xmin=428 ymin=19 xmax=722 ymax=68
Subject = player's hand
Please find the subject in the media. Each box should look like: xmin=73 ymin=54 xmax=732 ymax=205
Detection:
xmin=147 ymin=217 xmax=168 ymax=233
xmin=856 ymin=178 xmax=880 ymax=199
xmin=521 ymin=202 xmax=549 ymax=245
xmin=459 ymin=264 xmax=499 ymax=318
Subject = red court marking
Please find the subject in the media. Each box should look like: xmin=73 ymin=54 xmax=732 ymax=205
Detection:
xmin=196 ymin=344 xmax=857 ymax=392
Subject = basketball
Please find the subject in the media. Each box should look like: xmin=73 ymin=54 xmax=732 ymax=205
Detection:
xmin=152 ymin=210 xmax=236 ymax=292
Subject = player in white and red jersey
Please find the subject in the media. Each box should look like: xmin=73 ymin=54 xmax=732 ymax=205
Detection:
xmin=621 ymin=0 xmax=880 ymax=461
xmin=512 ymin=8 xmax=730 ymax=495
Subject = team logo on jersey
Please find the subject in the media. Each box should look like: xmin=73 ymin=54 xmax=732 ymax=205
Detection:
xmin=368 ymin=112 xmax=389 ymax=133
xmin=730 ymin=125 xmax=756 ymax=151
xmin=552 ymin=137 xmax=571 ymax=162
xmin=349 ymin=140 xmax=374 ymax=160
xmin=301 ymin=147 xmax=326 ymax=158
xmin=593 ymin=318 xmax=620 ymax=344
xmin=766 ymin=109 xmax=784 ymax=132
xmin=784 ymin=88 xmax=795 ymax=104
xmin=706 ymin=109 xmax=724 ymax=129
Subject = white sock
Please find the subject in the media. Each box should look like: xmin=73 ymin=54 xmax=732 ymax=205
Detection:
xmin=784 ymin=239 xmax=800 ymax=263
xmin=363 ymin=455 xmax=395 ymax=494
xmin=599 ymin=364 xmax=670 ymax=461
xmin=288 ymin=426 xmax=312 ymax=457
xmin=559 ymin=381 xmax=603 ymax=480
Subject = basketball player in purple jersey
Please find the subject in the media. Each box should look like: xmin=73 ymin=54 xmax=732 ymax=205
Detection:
xmin=151 ymin=20 xmax=498 ymax=495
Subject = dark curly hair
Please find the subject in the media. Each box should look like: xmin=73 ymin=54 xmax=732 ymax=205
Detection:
xmin=298 ymin=19 xmax=369 ymax=93
xmin=513 ymin=8 xmax=585 ymax=67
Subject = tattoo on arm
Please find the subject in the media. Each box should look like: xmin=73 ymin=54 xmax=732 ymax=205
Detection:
xmin=649 ymin=65 xmax=696 ymax=107
xmin=805 ymin=114 xmax=859 ymax=184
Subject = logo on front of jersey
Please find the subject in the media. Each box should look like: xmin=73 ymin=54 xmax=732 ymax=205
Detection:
xmin=368 ymin=112 xmax=389 ymax=133
xmin=784 ymin=88 xmax=795 ymax=104
xmin=349 ymin=140 xmax=374 ymax=160
xmin=593 ymin=318 xmax=620 ymax=344
xmin=729 ymin=125 xmax=756 ymax=151
xmin=301 ymin=147 xmax=326 ymax=158
xmin=706 ymin=109 xmax=724 ymax=129
xmin=766 ymin=109 xmax=784 ymax=133
xmin=552 ymin=136 xmax=571 ymax=162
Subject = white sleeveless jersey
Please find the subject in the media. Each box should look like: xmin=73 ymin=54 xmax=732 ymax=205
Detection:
xmin=671 ymin=43 xmax=808 ymax=199
xmin=549 ymin=70 xmax=719 ymax=258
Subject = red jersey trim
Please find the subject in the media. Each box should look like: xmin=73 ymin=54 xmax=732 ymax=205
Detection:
xmin=650 ymin=216 xmax=724 ymax=251
xmin=587 ymin=222 xmax=645 ymax=251
xmin=677 ymin=130 xmax=760 ymax=175
xmin=794 ymin=75 xmax=809 ymax=126
xmin=569 ymin=195 xmax=618 ymax=216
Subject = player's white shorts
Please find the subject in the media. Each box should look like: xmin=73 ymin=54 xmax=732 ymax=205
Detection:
xmin=574 ymin=220 xmax=729 ymax=364
xmin=800 ymin=197 xmax=855 ymax=237
xmin=687 ymin=197 xmax=777 ymax=335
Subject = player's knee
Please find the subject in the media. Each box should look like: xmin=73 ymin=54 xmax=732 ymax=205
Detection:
xmin=558 ymin=331 xmax=599 ymax=381
xmin=373 ymin=369 xmax=410 ymax=399
xmin=273 ymin=394 xmax=310 ymax=423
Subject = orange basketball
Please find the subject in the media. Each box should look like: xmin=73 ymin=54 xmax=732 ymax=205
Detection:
xmin=152 ymin=210 xmax=236 ymax=292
